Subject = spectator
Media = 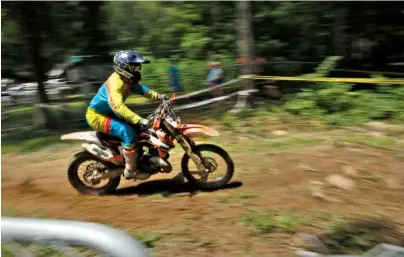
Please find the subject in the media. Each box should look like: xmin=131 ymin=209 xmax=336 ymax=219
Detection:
xmin=237 ymin=55 xmax=282 ymax=99
xmin=168 ymin=58 xmax=184 ymax=93
xmin=207 ymin=61 xmax=224 ymax=96
xmin=253 ymin=56 xmax=282 ymax=99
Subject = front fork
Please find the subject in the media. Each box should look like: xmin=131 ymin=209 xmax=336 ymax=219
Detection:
xmin=163 ymin=120 xmax=208 ymax=175
xmin=176 ymin=134 xmax=207 ymax=173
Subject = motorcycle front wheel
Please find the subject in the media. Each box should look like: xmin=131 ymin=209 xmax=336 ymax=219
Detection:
xmin=67 ymin=151 xmax=121 ymax=195
xmin=181 ymin=144 xmax=235 ymax=190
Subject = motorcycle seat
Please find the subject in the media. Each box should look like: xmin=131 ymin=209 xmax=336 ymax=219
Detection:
xmin=96 ymin=131 xmax=150 ymax=145
xmin=96 ymin=132 xmax=122 ymax=144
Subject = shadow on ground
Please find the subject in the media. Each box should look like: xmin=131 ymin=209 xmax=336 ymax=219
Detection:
xmin=319 ymin=218 xmax=404 ymax=254
xmin=114 ymin=176 xmax=243 ymax=198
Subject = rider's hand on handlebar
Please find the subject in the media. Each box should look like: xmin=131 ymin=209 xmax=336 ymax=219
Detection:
xmin=138 ymin=118 xmax=150 ymax=133
xmin=139 ymin=118 xmax=149 ymax=125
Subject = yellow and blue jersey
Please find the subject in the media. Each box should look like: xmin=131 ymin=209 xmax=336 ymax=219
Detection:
xmin=88 ymin=72 xmax=159 ymax=125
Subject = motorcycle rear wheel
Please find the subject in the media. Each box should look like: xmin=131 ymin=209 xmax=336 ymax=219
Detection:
xmin=67 ymin=151 xmax=121 ymax=195
xmin=181 ymin=144 xmax=234 ymax=190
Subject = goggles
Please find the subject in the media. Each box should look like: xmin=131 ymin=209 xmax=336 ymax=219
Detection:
xmin=127 ymin=63 xmax=142 ymax=72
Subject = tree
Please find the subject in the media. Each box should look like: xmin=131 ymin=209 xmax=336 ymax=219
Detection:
xmin=236 ymin=1 xmax=254 ymax=89
xmin=13 ymin=2 xmax=60 ymax=129
xmin=18 ymin=2 xmax=50 ymax=103
xmin=2 ymin=2 xmax=403 ymax=84
xmin=332 ymin=5 xmax=346 ymax=56
xmin=80 ymin=1 xmax=109 ymax=55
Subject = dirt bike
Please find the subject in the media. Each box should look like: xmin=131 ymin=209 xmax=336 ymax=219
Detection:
xmin=61 ymin=94 xmax=235 ymax=195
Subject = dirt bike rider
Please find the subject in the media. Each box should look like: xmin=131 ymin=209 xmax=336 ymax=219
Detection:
xmin=85 ymin=50 xmax=169 ymax=179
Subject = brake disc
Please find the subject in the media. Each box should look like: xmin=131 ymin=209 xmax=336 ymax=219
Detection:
xmin=195 ymin=157 xmax=217 ymax=182
xmin=202 ymin=157 xmax=218 ymax=173
xmin=84 ymin=163 xmax=106 ymax=185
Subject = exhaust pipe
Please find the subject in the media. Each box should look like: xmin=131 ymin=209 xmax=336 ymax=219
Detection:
xmin=94 ymin=169 xmax=123 ymax=182
xmin=149 ymin=156 xmax=172 ymax=173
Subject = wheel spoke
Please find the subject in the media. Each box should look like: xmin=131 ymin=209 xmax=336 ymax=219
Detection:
xmin=68 ymin=152 xmax=121 ymax=195
xmin=78 ymin=161 xmax=109 ymax=188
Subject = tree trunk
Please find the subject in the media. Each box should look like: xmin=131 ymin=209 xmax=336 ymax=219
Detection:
xmin=81 ymin=1 xmax=108 ymax=55
xmin=231 ymin=1 xmax=256 ymax=113
xmin=19 ymin=3 xmax=57 ymax=129
xmin=333 ymin=7 xmax=346 ymax=56
xmin=236 ymin=1 xmax=255 ymax=89
xmin=20 ymin=3 xmax=49 ymax=103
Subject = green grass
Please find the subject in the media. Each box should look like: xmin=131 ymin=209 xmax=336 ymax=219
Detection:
xmin=2 ymin=127 xmax=400 ymax=156
xmin=320 ymin=217 xmax=404 ymax=255
xmin=240 ymin=136 xmax=328 ymax=153
xmin=344 ymin=135 xmax=396 ymax=149
xmin=395 ymin=153 xmax=404 ymax=160
xmin=242 ymin=210 xmax=301 ymax=235
xmin=323 ymin=216 xmax=347 ymax=234
xmin=3 ymin=106 xmax=33 ymax=114
xmin=1 ymin=205 xmax=17 ymax=216
xmin=334 ymin=133 xmax=402 ymax=151
xmin=127 ymin=230 xmax=161 ymax=249
xmin=2 ymin=134 xmax=75 ymax=154
xmin=0 ymin=125 xmax=325 ymax=155
xmin=3 ymin=101 xmax=403 ymax=157
xmin=241 ymin=209 xmax=350 ymax=235
xmin=360 ymin=171 xmax=384 ymax=183
xmin=1 ymin=126 xmax=81 ymax=154
xmin=2 ymin=101 xmax=88 ymax=133
xmin=241 ymin=210 xmax=401 ymax=255
xmin=4 ymin=101 xmax=87 ymax=114
xmin=30 ymin=245 xmax=65 ymax=257
xmin=1 ymin=246 xmax=14 ymax=257
xmin=145 ymin=192 xmax=172 ymax=202
xmin=1 ymin=243 xmax=102 ymax=257
xmin=2 ymin=205 xmax=47 ymax=219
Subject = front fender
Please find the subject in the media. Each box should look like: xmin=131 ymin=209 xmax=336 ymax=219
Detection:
xmin=178 ymin=124 xmax=220 ymax=137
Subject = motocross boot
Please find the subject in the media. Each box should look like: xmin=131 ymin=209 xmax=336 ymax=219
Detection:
xmin=123 ymin=148 xmax=139 ymax=179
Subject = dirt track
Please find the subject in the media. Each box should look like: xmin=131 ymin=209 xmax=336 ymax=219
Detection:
xmin=2 ymin=135 xmax=404 ymax=256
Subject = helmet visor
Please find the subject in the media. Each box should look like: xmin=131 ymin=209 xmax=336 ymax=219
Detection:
xmin=128 ymin=63 xmax=142 ymax=73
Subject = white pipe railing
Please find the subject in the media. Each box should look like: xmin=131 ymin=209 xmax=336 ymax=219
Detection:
xmin=1 ymin=216 xmax=150 ymax=257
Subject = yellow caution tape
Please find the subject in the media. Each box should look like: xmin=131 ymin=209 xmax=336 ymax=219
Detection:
xmin=239 ymin=75 xmax=404 ymax=85
xmin=334 ymin=69 xmax=404 ymax=76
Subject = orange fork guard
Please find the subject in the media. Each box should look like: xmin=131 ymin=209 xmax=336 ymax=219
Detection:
xmin=152 ymin=118 xmax=161 ymax=130
xmin=178 ymin=124 xmax=220 ymax=137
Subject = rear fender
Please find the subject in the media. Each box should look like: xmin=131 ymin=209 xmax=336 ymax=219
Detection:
xmin=62 ymin=132 xmax=124 ymax=165
xmin=179 ymin=124 xmax=220 ymax=137
xmin=60 ymin=131 xmax=102 ymax=145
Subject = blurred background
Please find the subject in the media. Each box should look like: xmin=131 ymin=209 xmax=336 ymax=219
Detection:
xmin=1 ymin=2 xmax=404 ymax=136
xmin=1 ymin=2 xmax=404 ymax=257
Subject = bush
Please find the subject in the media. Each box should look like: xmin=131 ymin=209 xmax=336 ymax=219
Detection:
xmin=283 ymin=56 xmax=404 ymax=126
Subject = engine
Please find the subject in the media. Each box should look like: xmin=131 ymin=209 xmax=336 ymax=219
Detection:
xmin=139 ymin=154 xmax=172 ymax=174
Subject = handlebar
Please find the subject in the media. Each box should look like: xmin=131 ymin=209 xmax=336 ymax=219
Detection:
xmin=148 ymin=93 xmax=177 ymax=131
xmin=158 ymin=93 xmax=175 ymax=108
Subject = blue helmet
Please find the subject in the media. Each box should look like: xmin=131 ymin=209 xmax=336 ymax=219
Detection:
xmin=113 ymin=50 xmax=150 ymax=80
